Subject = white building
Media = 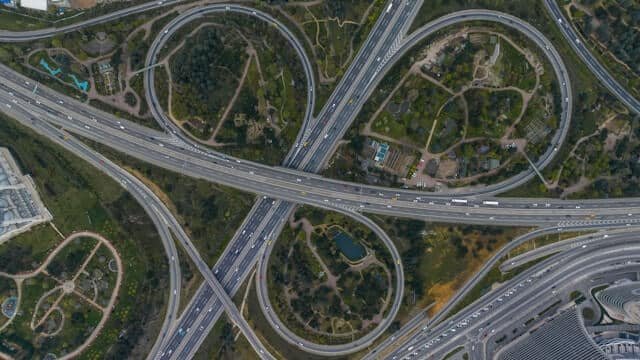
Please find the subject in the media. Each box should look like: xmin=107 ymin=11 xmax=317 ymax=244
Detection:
xmin=596 ymin=281 xmax=640 ymax=325
xmin=20 ymin=0 xmax=47 ymax=11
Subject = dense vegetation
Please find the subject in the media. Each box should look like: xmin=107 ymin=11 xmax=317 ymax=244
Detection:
xmin=571 ymin=0 xmax=640 ymax=77
xmin=170 ymin=26 xmax=246 ymax=135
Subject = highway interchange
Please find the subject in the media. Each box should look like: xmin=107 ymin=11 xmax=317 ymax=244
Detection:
xmin=1 ymin=0 xmax=640 ymax=359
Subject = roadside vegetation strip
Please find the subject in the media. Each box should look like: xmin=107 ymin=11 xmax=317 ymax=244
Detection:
xmin=0 ymin=0 xmax=185 ymax=41
xmin=555 ymin=0 xmax=640 ymax=98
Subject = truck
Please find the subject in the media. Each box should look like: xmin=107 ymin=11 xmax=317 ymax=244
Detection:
xmin=451 ymin=199 xmax=468 ymax=204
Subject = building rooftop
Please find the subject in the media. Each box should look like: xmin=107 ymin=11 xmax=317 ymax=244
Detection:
xmin=497 ymin=308 xmax=608 ymax=360
xmin=0 ymin=148 xmax=52 ymax=243
xmin=20 ymin=0 xmax=47 ymax=11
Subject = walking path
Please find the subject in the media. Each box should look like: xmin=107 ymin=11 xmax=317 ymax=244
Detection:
xmin=0 ymin=231 xmax=123 ymax=359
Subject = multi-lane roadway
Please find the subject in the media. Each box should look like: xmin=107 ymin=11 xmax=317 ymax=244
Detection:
xmin=387 ymin=231 xmax=640 ymax=359
xmin=1 ymin=94 xmax=277 ymax=359
xmin=1 ymin=0 xmax=640 ymax=359
xmin=5 ymin=64 xmax=640 ymax=227
xmin=143 ymin=4 xmax=316 ymax=148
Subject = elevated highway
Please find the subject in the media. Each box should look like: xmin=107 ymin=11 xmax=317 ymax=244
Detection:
xmin=2 ymin=1 xmax=640 ymax=358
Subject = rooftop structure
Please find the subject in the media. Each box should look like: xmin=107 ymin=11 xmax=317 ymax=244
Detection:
xmin=0 ymin=148 xmax=52 ymax=243
xmin=596 ymin=281 xmax=640 ymax=325
xmin=20 ymin=0 xmax=47 ymax=11
xmin=497 ymin=308 xmax=608 ymax=360
xmin=374 ymin=142 xmax=389 ymax=163
xmin=597 ymin=337 xmax=640 ymax=359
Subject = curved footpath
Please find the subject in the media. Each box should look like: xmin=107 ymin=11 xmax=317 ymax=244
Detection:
xmin=143 ymin=4 xmax=316 ymax=150
xmin=1 ymin=1 xmax=640 ymax=359
xmin=0 ymin=103 xmax=182 ymax=359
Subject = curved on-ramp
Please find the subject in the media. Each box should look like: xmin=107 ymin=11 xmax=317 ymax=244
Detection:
xmin=543 ymin=0 xmax=640 ymax=114
xmin=143 ymin=4 xmax=316 ymax=154
xmin=0 ymin=102 xmax=182 ymax=359
xmin=255 ymin=206 xmax=404 ymax=357
xmin=385 ymin=9 xmax=573 ymax=196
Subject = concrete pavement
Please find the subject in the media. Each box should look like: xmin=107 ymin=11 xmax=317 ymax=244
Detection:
xmin=2 ymin=1 xmax=640 ymax=358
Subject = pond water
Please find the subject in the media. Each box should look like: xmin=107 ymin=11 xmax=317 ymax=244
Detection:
xmin=333 ymin=231 xmax=365 ymax=261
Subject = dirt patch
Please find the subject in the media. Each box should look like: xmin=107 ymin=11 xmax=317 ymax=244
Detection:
xmin=436 ymin=159 xmax=458 ymax=178
xmin=70 ymin=0 xmax=96 ymax=9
